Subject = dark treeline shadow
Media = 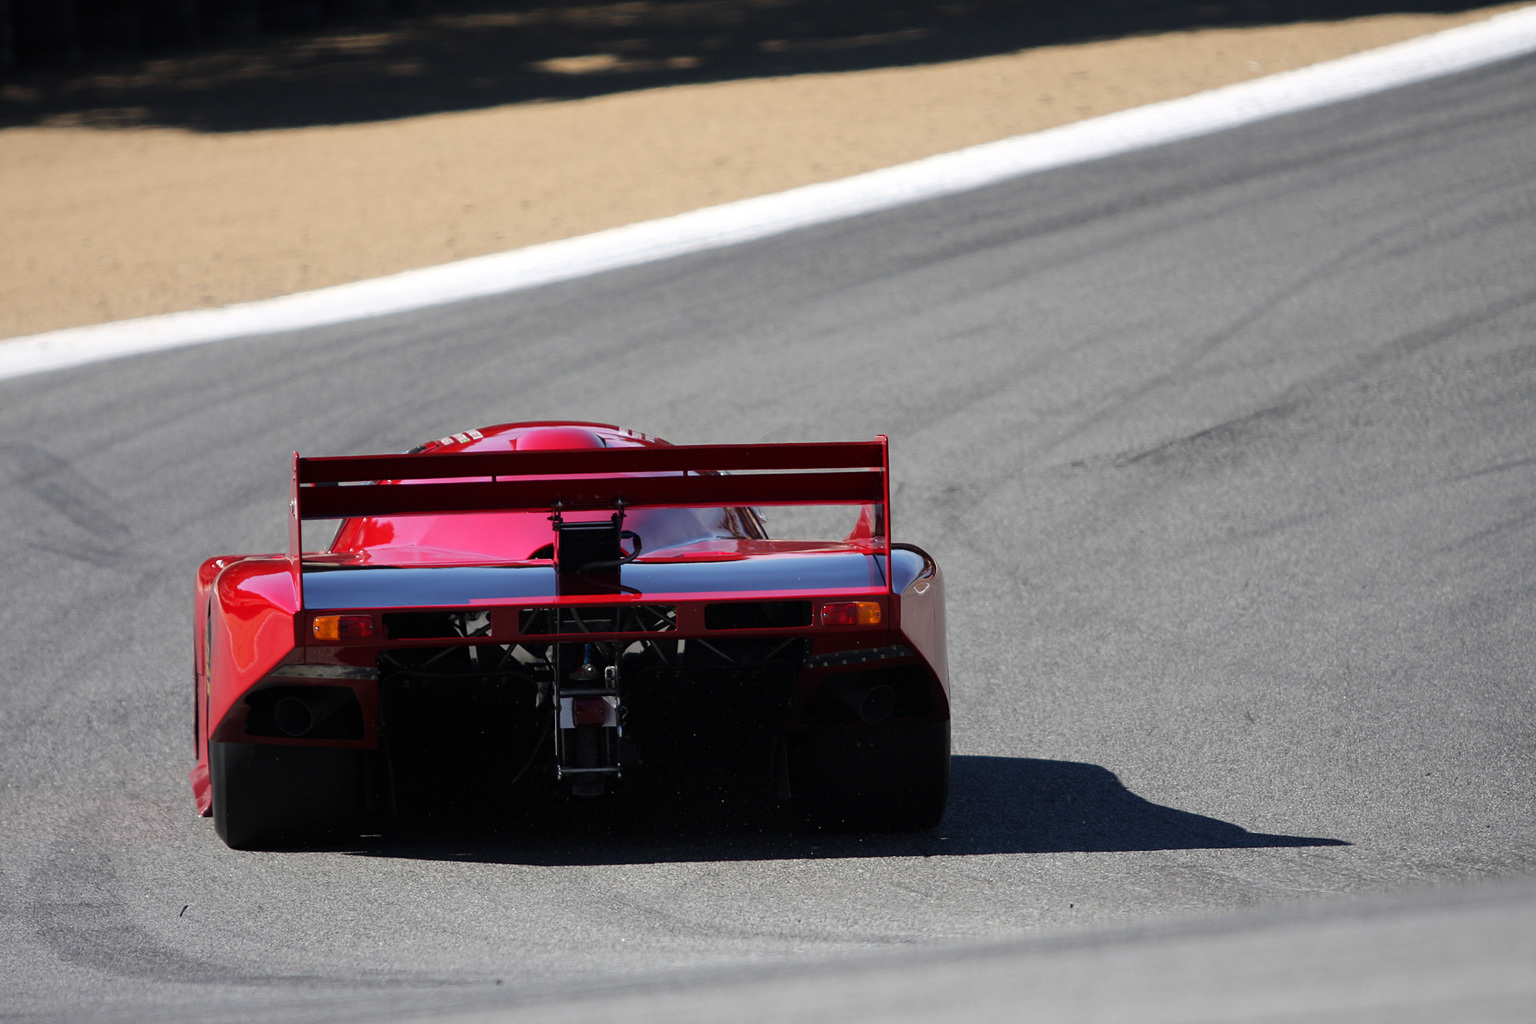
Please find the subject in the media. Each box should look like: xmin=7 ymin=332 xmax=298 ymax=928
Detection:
xmin=351 ymin=755 xmax=1347 ymax=866
xmin=0 ymin=0 xmax=1499 ymax=130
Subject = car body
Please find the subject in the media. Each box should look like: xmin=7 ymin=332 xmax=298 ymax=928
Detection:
xmin=190 ymin=422 xmax=949 ymax=848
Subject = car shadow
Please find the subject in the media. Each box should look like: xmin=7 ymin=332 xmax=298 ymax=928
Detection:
xmin=350 ymin=754 xmax=1348 ymax=865
xmin=2 ymin=0 xmax=1499 ymax=131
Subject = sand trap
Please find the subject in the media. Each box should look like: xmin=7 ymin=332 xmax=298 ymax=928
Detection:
xmin=0 ymin=5 xmax=1520 ymax=340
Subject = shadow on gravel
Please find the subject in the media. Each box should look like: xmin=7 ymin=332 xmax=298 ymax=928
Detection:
xmin=1 ymin=0 xmax=1499 ymax=130
xmin=349 ymin=755 xmax=1347 ymax=865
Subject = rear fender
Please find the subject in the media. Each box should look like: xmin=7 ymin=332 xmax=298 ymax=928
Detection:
xmin=891 ymin=544 xmax=948 ymax=706
xmin=206 ymin=557 xmax=302 ymax=745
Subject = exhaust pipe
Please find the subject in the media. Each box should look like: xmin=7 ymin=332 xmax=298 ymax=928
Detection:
xmin=271 ymin=688 xmax=356 ymax=738
xmin=274 ymin=697 xmax=315 ymax=737
xmin=843 ymin=682 xmax=895 ymax=725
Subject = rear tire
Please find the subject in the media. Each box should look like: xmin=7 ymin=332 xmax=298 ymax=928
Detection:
xmin=790 ymin=720 xmax=949 ymax=831
xmin=210 ymin=741 xmax=367 ymax=850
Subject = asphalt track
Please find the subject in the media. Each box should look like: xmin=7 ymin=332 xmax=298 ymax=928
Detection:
xmin=2 ymin=52 xmax=1535 ymax=1024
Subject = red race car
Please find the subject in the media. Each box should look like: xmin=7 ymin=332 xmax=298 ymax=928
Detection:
xmin=190 ymin=422 xmax=950 ymax=848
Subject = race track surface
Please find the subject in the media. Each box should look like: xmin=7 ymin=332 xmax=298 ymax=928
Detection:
xmin=2 ymin=54 xmax=1534 ymax=1022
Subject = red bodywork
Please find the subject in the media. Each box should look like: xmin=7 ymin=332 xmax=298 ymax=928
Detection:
xmin=191 ymin=423 xmax=948 ymax=840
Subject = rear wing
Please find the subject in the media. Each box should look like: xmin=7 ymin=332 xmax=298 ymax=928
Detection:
xmin=287 ymin=438 xmax=892 ymax=604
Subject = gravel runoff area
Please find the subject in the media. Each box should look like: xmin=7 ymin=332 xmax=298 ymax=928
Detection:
xmin=0 ymin=3 xmax=1521 ymax=340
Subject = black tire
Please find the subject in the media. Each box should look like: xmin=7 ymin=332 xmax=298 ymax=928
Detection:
xmin=790 ymin=719 xmax=950 ymax=831
xmin=210 ymin=741 xmax=367 ymax=850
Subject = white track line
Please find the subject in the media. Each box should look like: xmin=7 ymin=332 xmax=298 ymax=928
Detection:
xmin=5 ymin=5 xmax=1536 ymax=383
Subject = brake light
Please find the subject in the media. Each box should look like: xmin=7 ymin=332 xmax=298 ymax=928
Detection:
xmin=312 ymin=615 xmax=375 ymax=641
xmin=572 ymin=697 xmax=608 ymax=726
xmin=821 ymin=601 xmax=882 ymax=627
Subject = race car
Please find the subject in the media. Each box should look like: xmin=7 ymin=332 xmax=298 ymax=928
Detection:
xmin=190 ymin=422 xmax=950 ymax=849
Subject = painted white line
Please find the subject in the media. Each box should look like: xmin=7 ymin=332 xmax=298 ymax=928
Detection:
xmin=5 ymin=5 xmax=1536 ymax=382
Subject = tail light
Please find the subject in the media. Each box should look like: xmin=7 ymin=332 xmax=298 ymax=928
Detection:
xmin=821 ymin=601 xmax=882 ymax=627
xmin=312 ymin=614 xmax=375 ymax=641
